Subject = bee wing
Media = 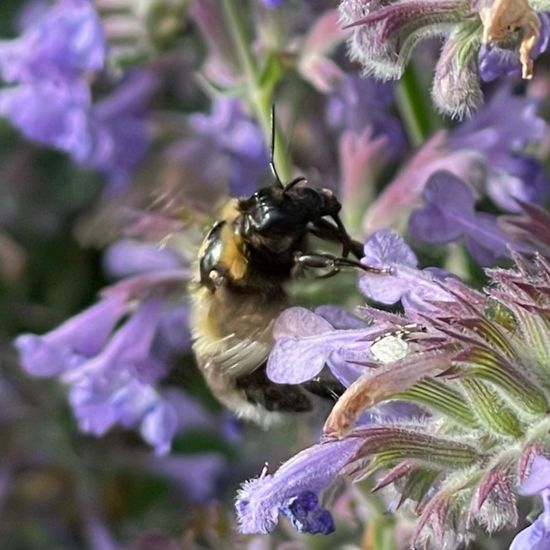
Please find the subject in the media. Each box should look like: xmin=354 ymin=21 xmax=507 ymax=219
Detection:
xmin=214 ymin=329 xmax=273 ymax=377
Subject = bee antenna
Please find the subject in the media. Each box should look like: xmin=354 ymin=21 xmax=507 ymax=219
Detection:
xmin=282 ymin=176 xmax=307 ymax=195
xmin=269 ymin=104 xmax=285 ymax=189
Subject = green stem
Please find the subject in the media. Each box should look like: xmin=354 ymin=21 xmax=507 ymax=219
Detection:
xmin=361 ymin=490 xmax=398 ymax=550
xmin=395 ymin=63 xmax=434 ymax=148
xmin=221 ymin=0 xmax=291 ymax=181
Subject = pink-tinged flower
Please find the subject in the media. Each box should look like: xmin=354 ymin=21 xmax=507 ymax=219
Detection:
xmin=297 ymin=10 xmax=347 ymax=93
xmin=339 ymin=0 xmax=550 ymax=117
xmin=337 ymin=127 xmax=389 ymax=232
xmin=188 ymin=0 xmax=240 ymax=86
xmin=362 ymin=131 xmax=483 ymax=234
xmin=363 ymin=88 xmax=549 ymax=233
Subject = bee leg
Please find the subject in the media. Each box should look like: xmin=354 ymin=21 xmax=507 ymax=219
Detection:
xmin=310 ymin=218 xmax=364 ymax=259
xmin=296 ymin=252 xmax=390 ymax=278
xmin=236 ymin=367 xmax=313 ymax=412
xmin=331 ymin=214 xmax=351 ymax=258
xmin=303 ymin=377 xmax=346 ymax=401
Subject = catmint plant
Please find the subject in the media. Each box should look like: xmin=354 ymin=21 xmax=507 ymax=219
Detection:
xmin=2 ymin=1 xmax=550 ymax=548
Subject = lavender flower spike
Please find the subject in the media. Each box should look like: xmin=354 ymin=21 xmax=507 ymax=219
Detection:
xmin=236 ymin=437 xmax=363 ymax=535
xmin=509 ymin=455 xmax=550 ymax=549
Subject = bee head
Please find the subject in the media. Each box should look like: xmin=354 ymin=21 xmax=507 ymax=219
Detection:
xmin=237 ymin=182 xmax=341 ymax=239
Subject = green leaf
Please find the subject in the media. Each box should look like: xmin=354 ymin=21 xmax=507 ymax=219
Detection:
xmin=461 ymin=379 xmax=523 ymax=437
xmin=396 ymin=379 xmax=478 ymax=427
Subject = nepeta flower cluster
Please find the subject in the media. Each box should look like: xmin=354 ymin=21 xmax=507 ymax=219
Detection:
xmin=0 ymin=0 xmax=154 ymax=188
xmin=14 ymin=215 xmax=200 ymax=456
xmin=239 ymin=229 xmax=550 ymax=547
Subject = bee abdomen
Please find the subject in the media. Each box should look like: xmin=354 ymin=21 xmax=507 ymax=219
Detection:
xmin=236 ymin=367 xmax=312 ymax=413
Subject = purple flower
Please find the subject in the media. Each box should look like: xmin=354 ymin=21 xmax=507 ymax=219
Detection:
xmin=140 ymin=401 xmax=178 ymax=456
xmin=486 ymin=155 xmax=550 ymax=213
xmin=86 ymin=71 xmax=157 ymax=189
xmin=190 ymin=98 xmax=269 ymax=195
xmin=103 ymin=239 xmax=182 ymax=279
xmin=0 ymin=83 xmax=92 ymax=157
xmin=0 ymin=0 xmax=105 ymax=85
xmin=280 ymin=491 xmax=335 ymax=535
xmin=447 ymin=88 xmax=550 ymax=212
xmin=365 ymin=88 xmax=549 ymax=230
xmin=327 ymin=74 xmax=405 ymax=157
xmin=236 ymin=437 xmax=363 ymax=534
xmin=362 ymin=132 xmax=484 ymax=234
xmin=510 ymin=455 xmax=550 ymax=549
xmin=0 ymin=0 xmax=154 ymax=189
xmin=152 ymin=304 xmax=191 ymax=363
xmin=261 ymin=0 xmax=286 ymax=7
xmin=0 ymin=71 xmax=156 ymax=188
xmin=15 ymin=293 xmax=129 ymax=377
xmin=16 ymin=289 xmax=184 ymax=454
xmin=408 ymin=171 xmax=511 ymax=265
xmin=267 ymin=307 xmax=394 ymax=387
xmin=358 ymin=230 xmax=454 ymax=314
xmin=448 ymin=87 xmax=546 ymax=155
xmin=63 ymin=299 xmax=178 ymax=453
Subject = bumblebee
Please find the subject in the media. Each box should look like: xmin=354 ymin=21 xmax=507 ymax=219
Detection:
xmin=190 ymin=133 xmax=379 ymax=425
